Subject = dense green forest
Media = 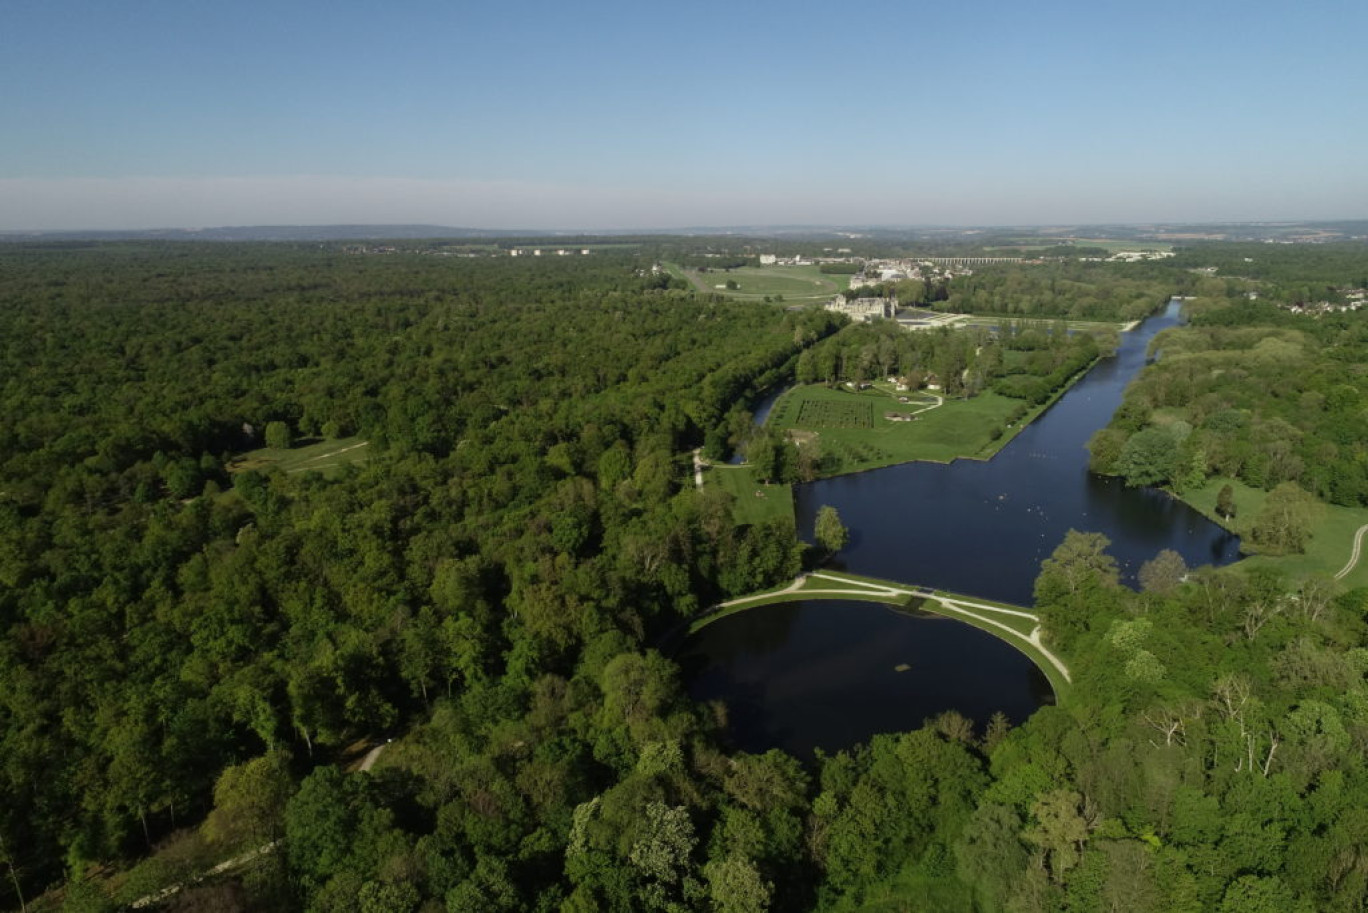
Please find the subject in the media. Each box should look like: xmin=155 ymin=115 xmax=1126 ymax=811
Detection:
xmin=935 ymin=262 xmax=1185 ymax=321
xmin=1089 ymin=287 xmax=1368 ymax=515
xmin=1169 ymin=242 xmax=1368 ymax=300
xmin=794 ymin=318 xmax=1102 ymax=403
xmin=0 ymin=244 xmax=836 ymax=909
xmin=5 ymin=242 xmax=1368 ymax=913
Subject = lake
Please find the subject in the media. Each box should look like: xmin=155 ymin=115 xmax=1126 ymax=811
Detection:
xmin=682 ymin=301 xmax=1240 ymax=757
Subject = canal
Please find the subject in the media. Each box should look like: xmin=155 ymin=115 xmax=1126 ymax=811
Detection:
xmin=681 ymin=300 xmax=1240 ymax=757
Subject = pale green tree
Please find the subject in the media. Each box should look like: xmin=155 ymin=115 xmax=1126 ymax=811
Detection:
xmin=815 ymin=505 xmax=849 ymax=554
xmin=264 ymin=420 xmax=292 ymax=450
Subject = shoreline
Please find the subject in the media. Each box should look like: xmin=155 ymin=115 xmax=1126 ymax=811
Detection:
xmin=771 ymin=351 xmax=1106 ymax=482
xmin=687 ymin=569 xmax=1072 ymax=699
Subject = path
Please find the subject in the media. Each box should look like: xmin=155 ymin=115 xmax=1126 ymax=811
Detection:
xmin=131 ymin=843 xmax=279 ymax=909
xmin=1334 ymin=524 xmax=1368 ymax=580
xmin=129 ymin=741 xmax=389 ymax=909
xmin=904 ymin=392 xmax=943 ymax=417
xmin=357 ymin=742 xmax=388 ymax=772
xmin=709 ymin=571 xmax=1071 ymax=687
xmin=285 ymin=440 xmax=370 ymax=473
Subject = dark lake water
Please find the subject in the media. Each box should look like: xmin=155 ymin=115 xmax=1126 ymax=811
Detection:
xmin=682 ymin=301 xmax=1241 ymax=757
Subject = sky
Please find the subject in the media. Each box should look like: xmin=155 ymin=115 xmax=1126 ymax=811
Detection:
xmin=2 ymin=0 xmax=1366 ymax=231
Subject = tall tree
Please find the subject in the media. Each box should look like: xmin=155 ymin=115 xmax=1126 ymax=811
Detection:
xmin=814 ymin=505 xmax=849 ymax=555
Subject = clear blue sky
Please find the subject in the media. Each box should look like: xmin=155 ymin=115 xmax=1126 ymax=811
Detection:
xmin=3 ymin=0 xmax=1365 ymax=229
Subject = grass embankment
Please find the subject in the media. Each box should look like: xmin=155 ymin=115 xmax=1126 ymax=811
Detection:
xmin=228 ymin=436 xmax=371 ymax=478
xmin=691 ymin=570 xmax=1071 ymax=698
xmin=1180 ymin=477 xmax=1368 ymax=588
xmin=666 ymin=263 xmax=842 ymax=303
xmin=767 ymin=379 xmax=1080 ymax=475
xmin=705 ymin=463 xmax=796 ymax=527
xmin=958 ymin=315 xmax=1132 ymax=334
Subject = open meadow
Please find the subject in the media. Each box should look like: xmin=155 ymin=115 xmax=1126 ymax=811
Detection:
xmin=767 ymin=383 xmax=1030 ymax=473
xmin=704 ymin=462 xmax=795 ymax=526
xmin=669 ymin=263 xmax=843 ymax=302
xmin=228 ymin=436 xmax=371 ymax=478
xmin=1181 ymin=476 xmax=1368 ymax=588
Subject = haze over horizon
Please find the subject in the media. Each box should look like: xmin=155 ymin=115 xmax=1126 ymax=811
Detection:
xmin=5 ymin=0 xmax=1365 ymax=232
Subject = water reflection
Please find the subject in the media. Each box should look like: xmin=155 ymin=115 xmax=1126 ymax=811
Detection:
xmin=681 ymin=599 xmax=1050 ymax=758
xmin=795 ymin=301 xmax=1240 ymax=604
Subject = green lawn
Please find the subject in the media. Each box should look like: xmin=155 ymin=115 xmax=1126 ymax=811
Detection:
xmin=669 ymin=263 xmax=843 ymax=302
xmin=1180 ymin=477 xmax=1368 ymax=588
xmin=706 ymin=463 xmax=795 ymax=527
xmin=229 ymin=436 xmax=371 ymax=478
xmin=768 ymin=384 xmax=1029 ymax=474
xmin=957 ymin=315 xmax=1131 ymax=333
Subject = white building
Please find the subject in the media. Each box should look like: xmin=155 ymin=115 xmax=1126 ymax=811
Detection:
xmin=824 ymin=296 xmax=898 ymax=322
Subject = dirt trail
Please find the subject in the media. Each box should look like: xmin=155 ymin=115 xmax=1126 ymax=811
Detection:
xmin=1334 ymin=524 xmax=1368 ymax=580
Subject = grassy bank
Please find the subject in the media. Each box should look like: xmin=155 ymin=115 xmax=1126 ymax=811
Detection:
xmin=767 ymin=365 xmax=1096 ymax=476
xmin=704 ymin=463 xmax=796 ymax=527
xmin=1179 ymin=477 xmax=1368 ymax=588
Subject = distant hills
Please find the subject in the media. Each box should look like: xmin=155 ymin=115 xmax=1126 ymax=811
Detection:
xmin=2 ymin=221 xmax=1365 ymax=244
xmin=0 ymin=224 xmax=531 ymax=242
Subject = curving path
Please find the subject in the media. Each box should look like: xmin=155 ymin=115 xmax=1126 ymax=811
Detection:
xmin=1334 ymin=524 xmax=1368 ymax=580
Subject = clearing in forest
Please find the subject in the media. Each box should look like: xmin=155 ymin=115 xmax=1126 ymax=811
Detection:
xmin=667 ymin=263 xmax=842 ymax=302
xmin=1180 ymin=476 xmax=1368 ymax=589
xmin=229 ymin=436 xmax=371 ymax=478
xmin=704 ymin=462 xmax=796 ymax=527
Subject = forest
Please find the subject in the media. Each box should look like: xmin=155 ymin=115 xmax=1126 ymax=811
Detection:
xmin=793 ymin=318 xmax=1102 ymax=403
xmin=1089 ymin=284 xmax=1368 ymax=517
xmin=4 ymin=241 xmax=1368 ymax=912
xmin=933 ymin=262 xmax=1186 ymax=321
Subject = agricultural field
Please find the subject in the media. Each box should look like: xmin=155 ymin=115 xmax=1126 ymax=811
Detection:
xmin=795 ymin=397 xmax=874 ymax=429
xmin=668 ymin=263 xmax=843 ymax=302
xmin=984 ymin=238 xmax=1174 ymax=254
xmin=228 ymin=436 xmax=371 ymax=478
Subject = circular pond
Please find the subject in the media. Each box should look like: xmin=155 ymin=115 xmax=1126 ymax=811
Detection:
xmin=679 ymin=598 xmax=1052 ymax=758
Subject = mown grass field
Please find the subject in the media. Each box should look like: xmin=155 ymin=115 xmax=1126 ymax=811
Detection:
xmin=668 ymin=263 xmax=843 ymax=302
xmin=1180 ymin=477 xmax=1368 ymax=588
xmin=768 ymin=384 xmax=1028 ymax=474
xmin=706 ymin=463 xmax=795 ymax=527
xmin=229 ymin=436 xmax=371 ymax=478
xmin=962 ymin=315 xmax=1130 ymax=332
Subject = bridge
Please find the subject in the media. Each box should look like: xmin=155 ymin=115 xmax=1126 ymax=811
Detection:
xmin=921 ymin=257 xmax=1025 ymax=267
xmin=696 ymin=570 xmax=1071 ymax=696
